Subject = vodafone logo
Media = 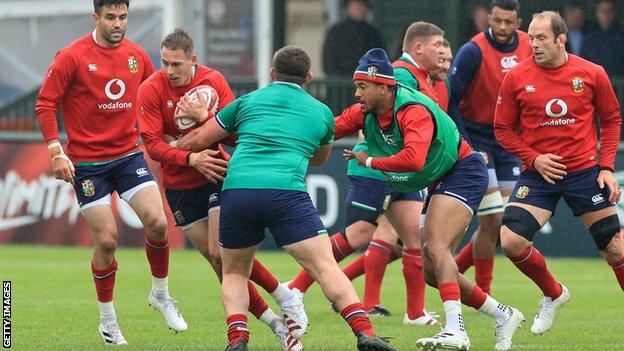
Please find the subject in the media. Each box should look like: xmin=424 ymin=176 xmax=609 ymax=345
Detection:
xmin=500 ymin=55 xmax=518 ymax=71
xmin=104 ymin=78 xmax=126 ymax=100
xmin=545 ymin=98 xmax=568 ymax=118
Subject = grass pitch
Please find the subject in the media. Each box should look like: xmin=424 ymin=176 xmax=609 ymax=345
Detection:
xmin=0 ymin=244 xmax=622 ymax=350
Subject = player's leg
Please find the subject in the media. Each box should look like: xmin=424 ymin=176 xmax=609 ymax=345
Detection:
xmin=501 ymin=171 xmax=567 ymax=335
xmin=117 ymin=154 xmax=186 ymax=332
xmin=264 ymin=189 xmax=395 ymax=351
xmin=360 ymin=215 xmax=399 ymax=315
xmin=74 ymin=163 xmax=127 ymax=345
xmin=386 ymin=196 xmax=438 ymax=326
xmin=288 ymin=176 xmax=384 ymax=293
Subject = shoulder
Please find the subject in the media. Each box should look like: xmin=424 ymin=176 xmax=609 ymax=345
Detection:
xmin=567 ymin=54 xmax=606 ymax=77
xmin=455 ymin=41 xmax=481 ymax=60
xmin=198 ymin=65 xmax=228 ymax=82
xmin=56 ymin=34 xmax=94 ymax=61
xmin=121 ymin=39 xmax=152 ymax=60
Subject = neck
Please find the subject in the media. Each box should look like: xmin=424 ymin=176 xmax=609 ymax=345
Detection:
xmin=93 ymin=29 xmax=120 ymax=48
xmin=543 ymin=51 xmax=568 ymax=68
xmin=375 ymin=95 xmax=395 ymax=115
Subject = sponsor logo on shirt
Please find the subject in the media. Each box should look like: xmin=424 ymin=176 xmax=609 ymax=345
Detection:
xmin=167 ymin=100 xmax=174 ymax=108
xmin=541 ymin=98 xmax=576 ymax=127
xmin=572 ymin=77 xmax=584 ymax=93
xmin=128 ymin=56 xmax=139 ymax=73
xmin=500 ymin=55 xmax=518 ymax=72
xmin=592 ymin=194 xmax=605 ymax=205
xmin=380 ymin=131 xmax=397 ymax=146
xmin=99 ymin=78 xmax=132 ymax=110
xmin=88 ymin=64 xmax=98 ymax=72
xmin=525 ymin=84 xmax=536 ymax=93
xmin=136 ymin=167 xmax=149 ymax=177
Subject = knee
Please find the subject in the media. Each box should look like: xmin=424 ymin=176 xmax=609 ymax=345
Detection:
xmin=144 ymin=213 xmax=168 ymax=239
xmin=94 ymin=232 xmax=118 ymax=256
xmin=589 ymin=214 xmax=620 ymax=253
xmin=208 ymin=247 xmax=222 ymax=268
xmin=345 ymin=223 xmax=374 ymax=249
xmin=501 ymin=206 xmax=540 ymax=255
xmin=500 ymin=226 xmax=530 ymax=257
xmin=479 ymin=212 xmax=503 ymax=238
xmin=424 ymin=269 xmax=437 ymax=288
xmin=421 ymin=240 xmax=444 ymax=262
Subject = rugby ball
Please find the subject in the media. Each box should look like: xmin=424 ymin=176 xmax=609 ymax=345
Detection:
xmin=174 ymin=85 xmax=219 ymax=130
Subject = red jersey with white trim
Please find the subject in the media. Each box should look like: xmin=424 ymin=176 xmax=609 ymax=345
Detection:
xmin=335 ymin=103 xmax=472 ymax=174
xmin=494 ymin=54 xmax=621 ymax=172
xmin=433 ymin=80 xmax=449 ymax=112
xmin=392 ymin=60 xmax=439 ymax=102
xmin=35 ymin=31 xmax=155 ymax=163
xmin=461 ymin=31 xmax=531 ymax=124
xmin=137 ymin=64 xmax=235 ymax=190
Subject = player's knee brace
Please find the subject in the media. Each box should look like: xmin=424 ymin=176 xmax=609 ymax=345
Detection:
xmin=501 ymin=206 xmax=541 ymax=241
xmin=588 ymin=214 xmax=620 ymax=251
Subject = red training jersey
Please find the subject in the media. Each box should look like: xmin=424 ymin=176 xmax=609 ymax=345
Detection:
xmin=494 ymin=54 xmax=621 ymax=172
xmin=460 ymin=31 xmax=531 ymax=125
xmin=433 ymin=80 xmax=450 ymax=112
xmin=335 ymin=103 xmax=472 ymax=176
xmin=137 ymin=64 xmax=235 ymax=190
xmin=392 ymin=60 xmax=439 ymax=102
xmin=35 ymin=31 xmax=155 ymax=162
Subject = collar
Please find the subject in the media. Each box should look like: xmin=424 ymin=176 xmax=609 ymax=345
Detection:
xmin=400 ymin=52 xmax=420 ymax=68
xmin=273 ymin=81 xmax=303 ymax=89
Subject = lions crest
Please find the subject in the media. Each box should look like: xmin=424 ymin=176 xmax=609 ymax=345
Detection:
xmin=571 ymin=77 xmax=584 ymax=93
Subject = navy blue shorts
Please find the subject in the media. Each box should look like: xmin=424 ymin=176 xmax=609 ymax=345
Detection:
xmin=345 ymin=176 xmax=423 ymax=227
xmin=509 ymin=166 xmax=614 ymax=216
xmin=425 ymin=153 xmax=488 ymax=214
xmin=165 ymin=182 xmax=221 ymax=229
xmin=466 ymin=126 xmax=520 ymax=189
xmin=73 ymin=152 xmax=156 ymax=209
xmin=219 ymin=189 xmax=328 ymax=249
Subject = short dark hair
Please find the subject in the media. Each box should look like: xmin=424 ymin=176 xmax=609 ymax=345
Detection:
xmin=94 ymin=0 xmax=129 ymax=14
xmin=272 ymin=45 xmax=311 ymax=85
xmin=161 ymin=27 xmax=195 ymax=58
xmin=342 ymin=0 xmax=370 ymax=8
xmin=490 ymin=0 xmax=520 ymax=13
xmin=402 ymin=22 xmax=445 ymax=52
xmin=533 ymin=11 xmax=568 ymax=38
xmin=442 ymin=38 xmax=451 ymax=48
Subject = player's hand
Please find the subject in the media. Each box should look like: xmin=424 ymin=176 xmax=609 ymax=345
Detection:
xmin=176 ymin=91 xmax=209 ymax=122
xmin=597 ymin=169 xmax=621 ymax=203
xmin=52 ymin=155 xmax=75 ymax=184
xmin=533 ymin=153 xmax=567 ymax=184
xmin=343 ymin=149 xmax=369 ymax=166
xmin=189 ymin=149 xmax=228 ymax=183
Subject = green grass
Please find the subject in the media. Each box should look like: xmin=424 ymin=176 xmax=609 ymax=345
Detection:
xmin=0 ymin=244 xmax=622 ymax=350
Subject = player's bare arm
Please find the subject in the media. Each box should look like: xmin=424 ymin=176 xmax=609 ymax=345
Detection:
xmin=176 ymin=118 xmax=229 ymax=151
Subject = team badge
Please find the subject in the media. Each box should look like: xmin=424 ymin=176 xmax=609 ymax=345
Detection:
xmin=367 ymin=66 xmax=378 ymax=79
xmin=571 ymin=77 xmax=584 ymax=93
xmin=515 ymin=186 xmax=530 ymax=199
xmin=174 ymin=210 xmax=185 ymax=224
xmin=81 ymin=179 xmax=95 ymax=197
xmin=128 ymin=56 xmax=139 ymax=73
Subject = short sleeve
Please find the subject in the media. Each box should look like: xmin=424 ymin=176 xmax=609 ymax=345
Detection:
xmin=215 ymin=97 xmax=241 ymax=133
xmin=320 ymin=105 xmax=335 ymax=145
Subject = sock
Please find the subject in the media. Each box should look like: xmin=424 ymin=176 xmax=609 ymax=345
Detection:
xmin=403 ymin=248 xmax=426 ymax=319
xmin=270 ymin=283 xmax=293 ymax=305
xmin=98 ymin=301 xmax=116 ymax=325
xmin=145 ymin=235 xmax=169 ymax=278
xmin=479 ymin=295 xmax=512 ymax=325
xmin=474 ymin=257 xmax=494 ymax=294
xmin=362 ymin=240 xmax=393 ymax=309
xmin=151 ymin=276 xmax=169 ymax=299
xmin=258 ymin=308 xmax=281 ymax=332
xmin=250 ymin=258 xmax=279 ymax=293
xmin=289 ymin=232 xmax=355 ymax=292
xmin=439 ymin=282 xmax=464 ymax=332
xmin=461 ymin=284 xmax=487 ymax=310
xmin=226 ymin=314 xmax=249 ymax=346
xmin=342 ymin=254 xmax=365 ymax=280
xmin=608 ymin=256 xmax=624 ymax=291
xmin=455 ymin=241 xmax=474 ymax=273
xmin=247 ymin=281 xmax=269 ymax=319
xmin=507 ymin=246 xmax=562 ymax=299
xmin=341 ymin=302 xmax=375 ymax=337
xmin=92 ymin=259 xmax=118 ymax=303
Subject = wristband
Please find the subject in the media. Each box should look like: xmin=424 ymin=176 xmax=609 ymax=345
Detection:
xmin=365 ymin=157 xmax=373 ymax=169
xmin=186 ymin=153 xmax=192 ymax=166
xmin=47 ymin=140 xmax=63 ymax=158
xmin=169 ymin=140 xmax=179 ymax=149
xmin=600 ymin=166 xmax=614 ymax=173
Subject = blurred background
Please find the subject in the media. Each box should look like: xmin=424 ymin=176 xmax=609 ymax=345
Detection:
xmin=1 ymin=0 xmax=624 ymax=256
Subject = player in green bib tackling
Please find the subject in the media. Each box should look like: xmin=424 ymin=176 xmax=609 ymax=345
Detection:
xmin=171 ymin=46 xmax=395 ymax=351
xmin=337 ymin=48 xmax=525 ymax=351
